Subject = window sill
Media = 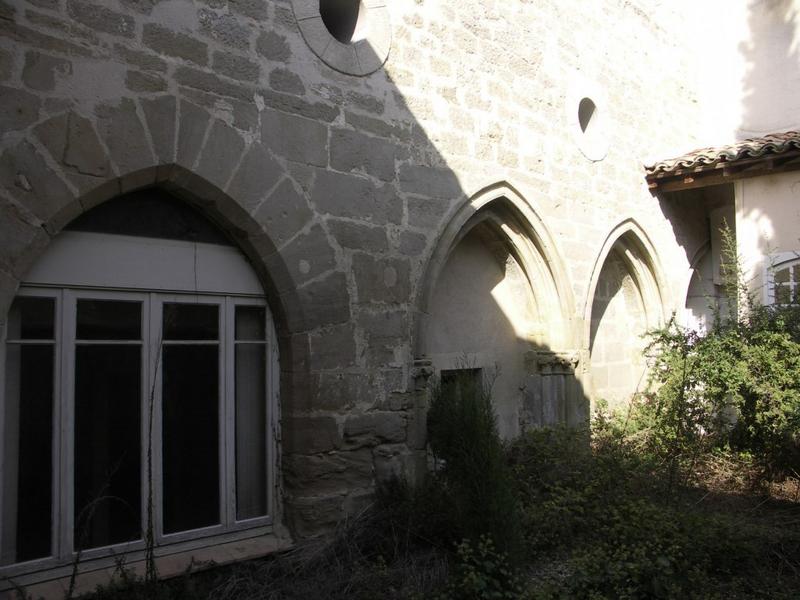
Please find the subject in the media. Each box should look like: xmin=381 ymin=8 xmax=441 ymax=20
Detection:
xmin=0 ymin=527 xmax=292 ymax=600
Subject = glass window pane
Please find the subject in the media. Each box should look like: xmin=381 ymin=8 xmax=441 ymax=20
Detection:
xmin=774 ymin=267 xmax=790 ymax=284
xmin=2 ymin=345 xmax=53 ymax=565
xmin=235 ymin=344 xmax=267 ymax=520
xmin=74 ymin=345 xmax=142 ymax=550
xmin=793 ymin=264 xmax=800 ymax=282
xmin=77 ymin=300 xmax=141 ymax=340
xmin=776 ymin=284 xmax=791 ymax=304
xmin=235 ymin=306 xmax=266 ymax=341
xmin=162 ymin=345 xmax=220 ymax=533
xmin=7 ymin=297 xmax=55 ymax=339
xmin=163 ymin=304 xmax=218 ymax=340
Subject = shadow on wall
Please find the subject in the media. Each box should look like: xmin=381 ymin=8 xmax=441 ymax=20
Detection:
xmin=416 ymin=188 xmax=590 ymax=440
xmin=0 ymin=0 xmax=612 ymax=565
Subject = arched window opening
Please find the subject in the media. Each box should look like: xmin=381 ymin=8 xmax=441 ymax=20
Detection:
xmin=1 ymin=189 xmax=278 ymax=570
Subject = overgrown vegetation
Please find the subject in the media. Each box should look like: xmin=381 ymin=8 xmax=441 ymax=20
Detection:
xmin=27 ymin=230 xmax=800 ymax=599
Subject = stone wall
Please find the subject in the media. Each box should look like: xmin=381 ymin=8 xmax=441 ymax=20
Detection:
xmin=0 ymin=0 xmax=718 ymax=541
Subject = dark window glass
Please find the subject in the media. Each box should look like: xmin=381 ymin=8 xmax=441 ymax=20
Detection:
xmin=65 ymin=190 xmax=233 ymax=246
xmin=2 ymin=345 xmax=53 ymax=564
xmin=235 ymin=306 xmax=265 ymax=341
xmin=162 ymin=345 xmax=220 ymax=533
xmin=7 ymin=297 xmax=55 ymax=340
xmin=235 ymin=344 xmax=266 ymax=520
xmin=163 ymin=304 xmax=218 ymax=341
xmin=74 ymin=345 xmax=142 ymax=550
xmin=77 ymin=300 xmax=141 ymax=340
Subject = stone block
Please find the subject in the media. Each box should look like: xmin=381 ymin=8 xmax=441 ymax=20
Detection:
xmin=283 ymin=415 xmax=341 ymax=454
xmin=261 ymin=89 xmax=338 ymax=123
xmin=198 ymin=9 xmax=250 ymax=50
xmin=142 ymin=23 xmax=208 ymax=66
xmin=119 ymin=0 xmax=159 ymax=14
xmin=345 ymin=90 xmax=384 ymax=115
xmin=34 ymin=112 xmax=111 ymax=196
xmin=345 ymin=111 xmax=411 ymax=142
xmin=0 ymin=141 xmax=76 ymax=226
xmin=125 ymin=70 xmax=167 ymax=93
xmin=230 ymin=0 xmax=268 ymax=20
xmin=261 ymin=108 xmax=327 ymax=167
xmin=176 ymin=100 xmax=210 ymax=168
xmin=196 ymin=119 xmax=245 ymax=190
xmin=358 ymin=310 xmax=407 ymax=341
xmin=226 ymin=142 xmax=283 ymax=212
xmin=0 ymin=20 xmax=93 ymax=58
xmin=398 ymin=164 xmax=462 ymax=199
xmin=174 ymin=66 xmax=252 ymax=101
xmin=311 ymin=170 xmax=401 ymax=224
xmin=284 ymin=450 xmax=373 ymax=495
xmin=398 ymin=231 xmax=426 ymax=256
xmin=256 ymin=30 xmax=290 ymax=62
xmin=343 ymin=412 xmax=407 ymax=447
xmin=0 ymin=196 xmax=50 ymax=279
xmin=352 ymin=254 xmax=410 ymax=304
xmin=0 ymin=86 xmax=41 ymax=133
xmin=372 ymin=444 xmax=411 ymax=482
xmin=66 ymin=0 xmax=135 ymax=38
xmin=268 ymin=67 xmax=304 ymax=96
xmin=408 ymin=196 xmax=451 ymax=230
xmin=308 ymin=322 xmax=356 ymax=371
xmin=0 ymin=0 xmax=15 ymax=20
xmin=253 ymin=178 xmax=313 ymax=248
xmin=0 ymin=48 xmax=11 ymax=82
xmin=95 ymin=98 xmax=155 ymax=175
xmin=22 ymin=51 xmax=72 ymax=92
xmin=311 ymin=372 xmax=372 ymax=411
xmin=330 ymin=128 xmax=397 ymax=182
xmin=285 ymin=493 xmax=344 ymax=538
xmin=279 ymin=224 xmax=337 ymax=286
xmin=114 ymin=44 xmax=167 ymax=72
xmin=140 ymin=95 xmax=177 ymax=164
xmin=0 ymin=267 xmax=20 ymax=322
xmin=212 ymin=51 xmax=260 ymax=82
xmin=328 ymin=220 xmax=388 ymax=253
xmin=297 ymin=271 xmax=351 ymax=329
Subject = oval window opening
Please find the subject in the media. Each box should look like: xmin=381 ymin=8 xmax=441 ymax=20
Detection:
xmin=320 ymin=0 xmax=369 ymax=44
xmin=578 ymin=97 xmax=596 ymax=134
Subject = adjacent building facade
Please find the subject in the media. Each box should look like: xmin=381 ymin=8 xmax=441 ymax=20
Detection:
xmin=0 ymin=0 xmax=798 ymax=596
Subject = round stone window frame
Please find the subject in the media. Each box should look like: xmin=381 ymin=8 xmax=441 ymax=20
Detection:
xmin=565 ymin=74 xmax=609 ymax=162
xmin=291 ymin=0 xmax=391 ymax=76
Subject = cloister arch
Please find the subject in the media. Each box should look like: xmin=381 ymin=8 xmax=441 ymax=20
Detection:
xmin=414 ymin=182 xmax=581 ymax=435
xmin=583 ymin=219 xmax=667 ymax=406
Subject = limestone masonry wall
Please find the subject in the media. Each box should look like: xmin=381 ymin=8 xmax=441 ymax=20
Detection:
xmin=0 ymin=0 xmax=718 ymax=538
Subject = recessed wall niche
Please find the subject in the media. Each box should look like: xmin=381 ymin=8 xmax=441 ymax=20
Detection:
xmin=291 ymin=0 xmax=391 ymax=76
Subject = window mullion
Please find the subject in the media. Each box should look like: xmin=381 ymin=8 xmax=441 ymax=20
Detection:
xmin=149 ymin=293 xmax=165 ymax=545
xmin=223 ymin=298 xmax=235 ymax=527
xmin=59 ymin=290 xmax=75 ymax=560
xmin=266 ymin=309 xmax=277 ymax=521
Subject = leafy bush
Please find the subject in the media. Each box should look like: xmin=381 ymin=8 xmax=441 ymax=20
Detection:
xmin=644 ymin=311 xmax=800 ymax=478
xmin=436 ymin=536 xmax=522 ymax=600
xmin=426 ymin=370 xmax=520 ymax=556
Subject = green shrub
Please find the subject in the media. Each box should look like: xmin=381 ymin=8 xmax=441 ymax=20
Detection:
xmin=436 ymin=535 xmax=522 ymax=600
xmin=426 ymin=370 xmax=520 ymax=556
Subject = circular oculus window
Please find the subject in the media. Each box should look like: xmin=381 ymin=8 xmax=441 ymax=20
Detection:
xmin=566 ymin=75 xmax=609 ymax=162
xmin=291 ymin=0 xmax=391 ymax=76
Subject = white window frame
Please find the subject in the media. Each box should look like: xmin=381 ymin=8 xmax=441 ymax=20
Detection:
xmin=763 ymin=251 xmax=800 ymax=305
xmin=0 ymin=235 xmax=279 ymax=579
